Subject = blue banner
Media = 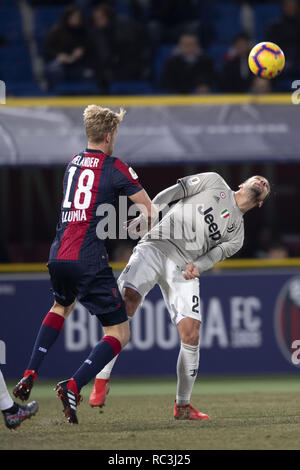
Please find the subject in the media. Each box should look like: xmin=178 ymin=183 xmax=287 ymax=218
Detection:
xmin=1 ymin=270 xmax=300 ymax=378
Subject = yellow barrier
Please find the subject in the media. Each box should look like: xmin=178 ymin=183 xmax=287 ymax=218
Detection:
xmin=0 ymin=258 xmax=300 ymax=273
xmin=4 ymin=93 xmax=292 ymax=108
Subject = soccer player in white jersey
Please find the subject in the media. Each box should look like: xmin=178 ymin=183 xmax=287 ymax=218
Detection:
xmin=0 ymin=370 xmax=38 ymax=429
xmin=89 ymin=173 xmax=270 ymax=420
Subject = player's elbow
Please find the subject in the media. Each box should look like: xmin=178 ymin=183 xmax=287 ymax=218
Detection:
xmin=228 ymin=244 xmax=243 ymax=260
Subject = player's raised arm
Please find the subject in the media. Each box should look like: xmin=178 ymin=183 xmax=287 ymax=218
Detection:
xmin=152 ymin=172 xmax=224 ymax=207
xmin=177 ymin=172 xmax=224 ymax=198
xmin=131 ymin=181 xmax=187 ymax=236
xmin=152 ymin=183 xmax=185 ymax=206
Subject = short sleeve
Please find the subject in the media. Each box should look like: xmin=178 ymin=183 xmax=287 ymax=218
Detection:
xmin=113 ymin=158 xmax=143 ymax=196
xmin=177 ymin=172 xmax=224 ymax=198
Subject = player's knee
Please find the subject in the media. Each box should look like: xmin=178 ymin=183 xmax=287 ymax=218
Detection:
xmin=51 ymin=300 xmax=75 ymax=319
xmin=64 ymin=301 xmax=76 ymax=317
xmin=105 ymin=321 xmax=130 ymax=349
xmin=181 ymin=331 xmax=199 ymax=346
xmin=123 ymin=287 xmax=141 ymax=317
xmin=180 ymin=323 xmax=200 ymax=345
xmin=177 ymin=318 xmax=201 ymax=346
xmin=51 ymin=301 xmax=66 ymax=318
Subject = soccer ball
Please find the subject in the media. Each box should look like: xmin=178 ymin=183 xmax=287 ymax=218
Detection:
xmin=248 ymin=42 xmax=285 ymax=79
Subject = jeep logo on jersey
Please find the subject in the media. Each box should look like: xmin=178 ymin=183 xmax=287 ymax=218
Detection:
xmin=198 ymin=206 xmax=221 ymax=241
xmin=274 ymin=276 xmax=300 ymax=367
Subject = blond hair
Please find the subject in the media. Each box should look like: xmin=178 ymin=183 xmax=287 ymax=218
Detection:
xmin=83 ymin=105 xmax=126 ymax=143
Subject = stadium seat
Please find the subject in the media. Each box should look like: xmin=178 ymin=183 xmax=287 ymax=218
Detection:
xmin=34 ymin=6 xmax=65 ymax=41
xmin=154 ymin=44 xmax=174 ymax=88
xmin=208 ymin=44 xmax=228 ymax=70
xmin=109 ymin=81 xmax=154 ymax=95
xmin=7 ymin=82 xmax=47 ymax=97
xmin=49 ymin=80 xmax=99 ymax=96
xmin=253 ymin=4 xmax=281 ymax=42
xmin=114 ymin=0 xmax=133 ymax=19
xmin=274 ymin=77 xmax=296 ymax=92
xmin=211 ymin=2 xmax=242 ymax=44
xmin=0 ymin=7 xmax=24 ymax=45
xmin=1 ymin=0 xmax=16 ymax=5
xmin=0 ymin=46 xmax=34 ymax=84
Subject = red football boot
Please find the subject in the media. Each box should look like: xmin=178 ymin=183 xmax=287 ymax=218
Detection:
xmin=13 ymin=370 xmax=38 ymax=402
xmin=89 ymin=378 xmax=110 ymax=408
xmin=55 ymin=378 xmax=82 ymax=424
xmin=174 ymin=402 xmax=210 ymax=421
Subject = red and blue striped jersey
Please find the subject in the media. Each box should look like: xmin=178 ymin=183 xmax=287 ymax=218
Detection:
xmin=49 ymin=149 xmax=142 ymax=266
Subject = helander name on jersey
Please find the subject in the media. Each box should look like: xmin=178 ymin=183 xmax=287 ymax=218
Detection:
xmin=72 ymin=155 xmax=100 ymax=168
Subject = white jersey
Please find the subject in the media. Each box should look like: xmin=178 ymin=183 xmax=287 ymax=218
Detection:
xmin=139 ymin=172 xmax=244 ymax=272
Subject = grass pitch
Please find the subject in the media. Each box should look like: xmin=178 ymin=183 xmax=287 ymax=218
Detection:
xmin=1 ymin=375 xmax=300 ymax=450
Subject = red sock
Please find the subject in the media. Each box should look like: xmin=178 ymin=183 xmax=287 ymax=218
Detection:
xmin=26 ymin=312 xmax=65 ymax=373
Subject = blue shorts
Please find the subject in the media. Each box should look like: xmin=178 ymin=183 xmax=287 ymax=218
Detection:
xmin=47 ymin=261 xmax=127 ymax=327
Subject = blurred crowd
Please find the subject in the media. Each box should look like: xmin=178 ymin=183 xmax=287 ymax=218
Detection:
xmin=0 ymin=227 xmax=295 ymax=264
xmin=101 ymin=222 xmax=298 ymax=263
xmin=3 ymin=0 xmax=299 ymax=94
xmin=107 ymin=235 xmax=292 ymax=264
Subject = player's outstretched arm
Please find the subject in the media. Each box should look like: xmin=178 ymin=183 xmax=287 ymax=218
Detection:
xmin=152 ymin=183 xmax=185 ymax=207
xmin=152 ymin=172 xmax=223 ymax=208
xmin=129 ymin=189 xmax=158 ymax=233
xmin=127 ymin=183 xmax=185 ymax=237
xmin=177 ymin=172 xmax=223 ymax=198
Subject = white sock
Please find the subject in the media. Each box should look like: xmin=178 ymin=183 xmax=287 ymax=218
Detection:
xmin=0 ymin=370 xmax=14 ymax=411
xmin=96 ymin=355 xmax=119 ymax=380
xmin=176 ymin=342 xmax=200 ymax=406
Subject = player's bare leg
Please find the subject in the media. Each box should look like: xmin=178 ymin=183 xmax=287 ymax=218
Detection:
xmin=89 ymin=287 xmax=141 ymax=407
xmin=50 ymin=301 xmax=76 ymax=319
xmin=174 ymin=317 xmax=209 ymax=421
xmin=13 ymin=301 xmax=75 ymax=401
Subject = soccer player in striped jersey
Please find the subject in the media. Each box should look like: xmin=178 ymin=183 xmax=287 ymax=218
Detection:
xmin=90 ymin=173 xmax=270 ymax=420
xmin=13 ymin=105 xmax=156 ymax=424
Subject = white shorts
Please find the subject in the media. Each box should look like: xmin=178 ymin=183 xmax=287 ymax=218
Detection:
xmin=118 ymin=243 xmax=201 ymax=325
